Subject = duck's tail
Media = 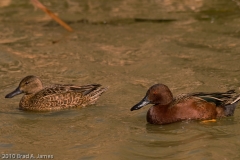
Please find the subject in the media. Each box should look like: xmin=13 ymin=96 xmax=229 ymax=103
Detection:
xmin=224 ymin=94 xmax=240 ymax=116
xmin=191 ymin=90 xmax=240 ymax=116
xmin=86 ymin=86 xmax=108 ymax=105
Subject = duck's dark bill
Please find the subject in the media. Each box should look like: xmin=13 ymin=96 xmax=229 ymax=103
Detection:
xmin=130 ymin=96 xmax=150 ymax=111
xmin=5 ymin=87 xmax=23 ymax=98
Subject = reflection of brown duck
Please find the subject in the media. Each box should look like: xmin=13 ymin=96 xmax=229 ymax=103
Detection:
xmin=5 ymin=75 xmax=108 ymax=111
xmin=131 ymin=84 xmax=240 ymax=125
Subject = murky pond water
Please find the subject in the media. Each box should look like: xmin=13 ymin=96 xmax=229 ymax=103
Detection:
xmin=1 ymin=0 xmax=240 ymax=159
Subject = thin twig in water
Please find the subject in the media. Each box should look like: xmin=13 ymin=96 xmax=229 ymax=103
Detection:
xmin=31 ymin=0 xmax=73 ymax=32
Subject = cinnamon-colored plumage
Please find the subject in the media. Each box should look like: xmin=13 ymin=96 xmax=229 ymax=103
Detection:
xmin=131 ymin=84 xmax=240 ymax=125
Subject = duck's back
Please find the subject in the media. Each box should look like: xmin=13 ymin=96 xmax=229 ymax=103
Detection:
xmin=20 ymin=84 xmax=107 ymax=111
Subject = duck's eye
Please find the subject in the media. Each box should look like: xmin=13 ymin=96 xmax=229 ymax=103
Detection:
xmin=152 ymin=91 xmax=157 ymax=95
xmin=25 ymin=81 xmax=30 ymax=85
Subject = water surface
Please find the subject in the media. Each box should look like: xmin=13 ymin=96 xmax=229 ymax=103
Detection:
xmin=1 ymin=0 xmax=240 ymax=159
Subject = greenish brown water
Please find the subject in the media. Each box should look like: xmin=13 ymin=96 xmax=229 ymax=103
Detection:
xmin=1 ymin=0 xmax=240 ymax=159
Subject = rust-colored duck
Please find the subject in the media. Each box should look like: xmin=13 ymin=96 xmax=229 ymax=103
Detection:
xmin=131 ymin=84 xmax=240 ymax=125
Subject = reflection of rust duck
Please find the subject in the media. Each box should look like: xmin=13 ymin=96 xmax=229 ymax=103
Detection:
xmin=131 ymin=84 xmax=240 ymax=125
xmin=5 ymin=75 xmax=108 ymax=111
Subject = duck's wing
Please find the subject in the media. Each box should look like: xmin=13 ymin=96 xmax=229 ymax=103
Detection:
xmin=41 ymin=84 xmax=102 ymax=96
xmin=172 ymin=90 xmax=238 ymax=106
xmin=31 ymin=84 xmax=105 ymax=103
xmin=30 ymin=84 xmax=107 ymax=110
xmin=54 ymin=84 xmax=102 ymax=94
xmin=171 ymin=90 xmax=240 ymax=117
xmin=188 ymin=90 xmax=238 ymax=106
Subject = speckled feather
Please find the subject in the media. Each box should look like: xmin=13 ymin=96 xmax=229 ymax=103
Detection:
xmin=5 ymin=76 xmax=108 ymax=111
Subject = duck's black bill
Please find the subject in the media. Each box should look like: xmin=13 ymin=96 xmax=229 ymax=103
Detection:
xmin=130 ymin=96 xmax=150 ymax=111
xmin=5 ymin=87 xmax=23 ymax=98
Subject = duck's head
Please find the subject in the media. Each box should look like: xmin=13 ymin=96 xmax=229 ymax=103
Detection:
xmin=130 ymin=84 xmax=173 ymax=111
xmin=5 ymin=75 xmax=43 ymax=98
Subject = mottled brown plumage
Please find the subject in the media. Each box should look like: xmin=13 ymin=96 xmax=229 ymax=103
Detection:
xmin=5 ymin=75 xmax=108 ymax=111
xmin=131 ymin=84 xmax=240 ymax=125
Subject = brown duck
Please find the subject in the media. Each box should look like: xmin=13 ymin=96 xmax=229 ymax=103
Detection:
xmin=131 ymin=84 xmax=240 ymax=125
xmin=5 ymin=75 xmax=108 ymax=111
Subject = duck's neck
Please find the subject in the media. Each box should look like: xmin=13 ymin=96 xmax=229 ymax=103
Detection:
xmin=159 ymin=88 xmax=173 ymax=105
